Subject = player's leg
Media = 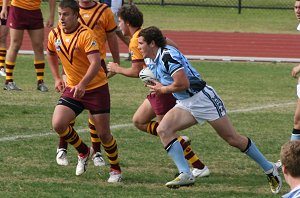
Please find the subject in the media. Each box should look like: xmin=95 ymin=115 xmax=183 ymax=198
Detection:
xmin=28 ymin=28 xmax=48 ymax=92
xmin=87 ymin=84 xmax=121 ymax=182
xmin=88 ymin=117 xmax=105 ymax=167
xmin=292 ymin=84 xmax=300 ymax=140
xmin=157 ymin=107 xmax=197 ymax=188
xmin=90 ymin=113 xmax=122 ymax=182
xmin=132 ymin=98 xmax=156 ymax=133
xmin=52 ymin=98 xmax=91 ymax=176
xmin=209 ymin=115 xmax=282 ymax=194
xmin=4 ymin=28 xmax=23 ymax=90
xmin=0 ymin=24 xmax=8 ymax=76
xmin=55 ymin=119 xmax=75 ymax=166
xmin=134 ymin=94 xmax=209 ymax=177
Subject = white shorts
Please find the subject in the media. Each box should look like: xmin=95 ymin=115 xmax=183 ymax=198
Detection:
xmin=175 ymin=85 xmax=226 ymax=124
xmin=297 ymin=84 xmax=300 ymax=99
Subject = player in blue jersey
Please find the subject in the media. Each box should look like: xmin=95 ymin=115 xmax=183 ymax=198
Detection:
xmin=280 ymin=141 xmax=300 ymax=198
xmin=137 ymin=26 xmax=282 ymax=193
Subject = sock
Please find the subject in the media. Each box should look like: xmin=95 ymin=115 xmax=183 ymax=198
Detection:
xmin=165 ymin=138 xmax=190 ymax=174
xmin=88 ymin=118 xmax=101 ymax=153
xmin=177 ymin=136 xmax=205 ymax=169
xmin=146 ymin=121 xmax=158 ymax=136
xmin=291 ymin=128 xmax=300 ymax=140
xmin=102 ymin=136 xmax=121 ymax=172
xmin=57 ymin=119 xmax=75 ymax=150
xmin=5 ymin=61 xmax=15 ymax=83
xmin=34 ymin=60 xmax=45 ymax=84
xmin=59 ymin=125 xmax=88 ymax=155
xmin=243 ymin=138 xmax=273 ymax=172
xmin=0 ymin=47 xmax=6 ymax=69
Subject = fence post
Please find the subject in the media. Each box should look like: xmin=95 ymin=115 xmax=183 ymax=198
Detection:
xmin=160 ymin=0 xmax=164 ymax=6
xmin=238 ymin=0 xmax=242 ymax=14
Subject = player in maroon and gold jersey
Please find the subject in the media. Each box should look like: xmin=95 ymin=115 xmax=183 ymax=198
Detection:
xmin=0 ymin=0 xmax=10 ymax=76
xmin=0 ymin=0 xmax=55 ymax=91
xmin=55 ymin=0 xmax=121 ymax=170
xmin=47 ymin=0 xmax=122 ymax=183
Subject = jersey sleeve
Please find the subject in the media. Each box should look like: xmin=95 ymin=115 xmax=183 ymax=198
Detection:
xmin=81 ymin=30 xmax=100 ymax=55
xmin=47 ymin=30 xmax=56 ymax=54
xmin=103 ymin=7 xmax=117 ymax=33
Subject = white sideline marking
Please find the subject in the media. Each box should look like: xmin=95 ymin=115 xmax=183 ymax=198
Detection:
xmin=20 ymin=50 xmax=300 ymax=63
xmin=0 ymin=124 xmax=133 ymax=142
xmin=228 ymin=102 xmax=295 ymax=113
xmin=0 ymin=102 xmax=295 ymax=142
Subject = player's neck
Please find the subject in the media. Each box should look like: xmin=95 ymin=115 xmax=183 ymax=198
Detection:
xmin=79 ymin=1 xmax=96 ymax=8
xmin=64 ymin=22 xmax=80 ymax=34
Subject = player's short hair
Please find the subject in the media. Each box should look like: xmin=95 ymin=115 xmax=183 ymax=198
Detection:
xmin=138 ymin=26 xmax=166 ymax=48
xmin=59 ymin=0 xmax=80 ymax=15
xmin=280 ymin=141 xmax=300 ymax=177
xmin=118 ymin=5 xmax=143 ymax=28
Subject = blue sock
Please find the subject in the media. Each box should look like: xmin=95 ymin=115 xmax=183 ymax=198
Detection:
xmin=166 ymin=139 xmax=190 ymax=174
xmin=244 ymin=138 xmax=273 ymax=172
xmin=291 ymin=134 xmax=300 ymax=140
xmin=291 ymin=129 xmax=300 ymax=140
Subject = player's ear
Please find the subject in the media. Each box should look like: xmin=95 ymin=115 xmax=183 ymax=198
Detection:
xmin=282 ymin=165 xmax=287 ymax=175
xmin=150 ymin=41 xmax=155 ymax=48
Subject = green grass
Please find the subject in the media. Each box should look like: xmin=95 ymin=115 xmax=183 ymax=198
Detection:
xmin=0 ymin=55 xmax=296 ymax=197
xmin=41 ymin=1 xmax=298 ymax=33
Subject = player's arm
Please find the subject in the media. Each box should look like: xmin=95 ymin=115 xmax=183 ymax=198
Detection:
xmin=47 ymin=50 xmax=65 ymax=92
xmin=106 ymin=31 xmax=120 ymax=64
xmin=107 ymin=61 xmax=144 ymax=78
xmin=71 ymin=53 xmax=102 ymax=98
xmin=79 ymin=53 xmax=102 ymax=88
xmin=46 ymin=0 xmax=56 ymax=28
xmin=292 ymin=64 xmax=300 ymax=78
xmin=0 ymin=0 xmax=9 ymax=19
xmin=147 ymin=69 xmax=189 ymax=95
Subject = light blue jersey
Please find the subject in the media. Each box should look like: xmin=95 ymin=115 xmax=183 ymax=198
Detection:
xmin=282 ymin=185 xmax=300 ymax=198
xmin=148 ymin=45 xmax=206 ymax=100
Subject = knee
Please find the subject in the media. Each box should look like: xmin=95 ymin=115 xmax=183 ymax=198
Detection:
xmin=52 ymin=120 xmax=68 ymax=134
xmin=132 ymin=116 xmax=144 ymax=130
xmin=294 ymin=116 xmax=300 ymax=128
xmin=156 ymin=125 xmax=167 ymax=138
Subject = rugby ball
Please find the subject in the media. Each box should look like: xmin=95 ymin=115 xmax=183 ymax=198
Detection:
xmin=139 ymin=67 xmax=156 ymax=85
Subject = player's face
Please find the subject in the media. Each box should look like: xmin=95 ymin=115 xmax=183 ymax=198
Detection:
xmin=138 ymin=36 xmax=151 ymax=59
xmin=118 ymin=17 xmax=130 ymax=36
xmin=295 ymin=1 xmax=300 ymax=21
xmin=58 ymin=7 xmax=79 ymax=33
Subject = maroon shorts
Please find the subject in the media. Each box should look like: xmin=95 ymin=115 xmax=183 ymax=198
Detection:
xmin=0 ymin=6 xmax=9 ymax=26
xmin=147 ymin=93 xmax=176 ymax=115
xmin=60 ymin=83 xmax=110 ymax=115
xmin=7 ymin=5 xmax=44 ymax=30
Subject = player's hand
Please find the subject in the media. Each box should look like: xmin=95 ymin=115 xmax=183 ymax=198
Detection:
xmin=54 ymin=79 xmax=65 ymax=93
xmin=292 ymin=65 xmax=300 ymax=78
xmin=0 ymin=9 xmax=7 ymax=20
xmin=146 ymin=80 xmax=164 ymax=95
xmin=46 ymin=18 xmax=54 ymax=28
xmin=70 ymin=84 xmax=85 ymax=98
xmin=107 ymin=62 xmax=119 ymax=73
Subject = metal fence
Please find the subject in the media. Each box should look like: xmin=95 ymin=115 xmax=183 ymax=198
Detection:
xmin=125 ymin=0 xmax=295 ymax=13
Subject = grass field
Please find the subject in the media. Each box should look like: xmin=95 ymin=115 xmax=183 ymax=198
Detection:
xmin=41 ymin=2 xmax=297 ymax=33
xmin=0 ymin=55 xmax=297 ymax=197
